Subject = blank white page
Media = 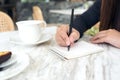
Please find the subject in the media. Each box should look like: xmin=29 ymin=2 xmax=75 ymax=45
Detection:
xmin=50 ymin=40 xmax=104 ymax=59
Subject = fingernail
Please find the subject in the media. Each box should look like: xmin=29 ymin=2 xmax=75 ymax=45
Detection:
xmin=66 ymin=41 xmax=70 ymax=46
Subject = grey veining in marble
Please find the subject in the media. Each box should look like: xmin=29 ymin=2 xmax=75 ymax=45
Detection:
xmin=0 ymin=30 xmax=120 ymax=80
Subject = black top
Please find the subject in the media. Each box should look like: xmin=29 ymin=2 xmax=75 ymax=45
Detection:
xmin=73 ymin=0 xmax=101 ymax=37
xmin=114 ymin=0 xmax=120 ymax=31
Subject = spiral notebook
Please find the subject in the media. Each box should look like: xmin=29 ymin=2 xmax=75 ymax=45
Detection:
xmin=49 ymin=40 xmax=104 ymax=60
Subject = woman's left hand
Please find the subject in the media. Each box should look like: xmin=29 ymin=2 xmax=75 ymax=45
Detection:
xmin=90 ymin=29 xmax=120 ymax=48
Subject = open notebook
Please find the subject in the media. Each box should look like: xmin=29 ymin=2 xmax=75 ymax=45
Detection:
xmin=49 ymin=40 xmax=104 ymax=60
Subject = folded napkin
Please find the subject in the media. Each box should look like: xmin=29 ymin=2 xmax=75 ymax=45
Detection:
xmin=49 ymin=40 xmax=104 ymax=60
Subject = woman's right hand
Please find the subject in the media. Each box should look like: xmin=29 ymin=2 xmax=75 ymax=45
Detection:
xmin=55 ymin=24 xmax=80 ymax=47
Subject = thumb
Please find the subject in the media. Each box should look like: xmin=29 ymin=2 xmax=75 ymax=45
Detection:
xmin=69 ymin=31 xmax=79 ymax=44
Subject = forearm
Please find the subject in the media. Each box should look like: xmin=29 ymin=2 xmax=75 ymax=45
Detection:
xmin=73 ymin=0 xmax=101 ymax=37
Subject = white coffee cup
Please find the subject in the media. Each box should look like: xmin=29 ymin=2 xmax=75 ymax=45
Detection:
xmin=16 ymin=20 xmax=46 ymax=44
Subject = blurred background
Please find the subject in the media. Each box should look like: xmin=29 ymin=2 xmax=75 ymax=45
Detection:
xmin=0 ymin=0 xmax=95 ymax=26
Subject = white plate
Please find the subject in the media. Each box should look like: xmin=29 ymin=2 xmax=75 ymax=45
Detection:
xmin=0 ymin=52 xmax=29 ymax=80
xmin=9 ymin=33 xmax=52 ymax=46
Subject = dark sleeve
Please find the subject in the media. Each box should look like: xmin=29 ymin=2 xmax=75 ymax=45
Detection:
xmin=73 ymin=0 xmax=101 ymax=37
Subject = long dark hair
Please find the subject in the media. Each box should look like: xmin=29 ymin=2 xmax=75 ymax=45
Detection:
xmin=100 ymin=0 xmax=119 ymax=31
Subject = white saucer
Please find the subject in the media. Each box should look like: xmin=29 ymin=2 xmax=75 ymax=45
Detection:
xmin=9 ymin=33 xmax=52 ymax=45
xmin=0 ymin=51 xmax=29 ymax=80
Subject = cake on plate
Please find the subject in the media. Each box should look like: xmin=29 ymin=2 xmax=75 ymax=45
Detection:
xmin=0 ymin=51 xmax=12 ymax=64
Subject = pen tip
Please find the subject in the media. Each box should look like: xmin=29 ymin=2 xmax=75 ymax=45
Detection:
xmin=68 ymin=46 xmax=70 ymax=51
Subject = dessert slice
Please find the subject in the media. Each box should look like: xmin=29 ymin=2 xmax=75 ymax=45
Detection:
xmin=0 ymin=51 xmax=12 ymax=64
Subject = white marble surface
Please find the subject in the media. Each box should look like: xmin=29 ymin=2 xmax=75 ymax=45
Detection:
xmin=0 ymin=28 xmax=120 ymax=80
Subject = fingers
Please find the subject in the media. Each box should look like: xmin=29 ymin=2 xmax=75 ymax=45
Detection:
xmin=55 ymin=25 xmax=70 ymax=46
xmin=69 ymin=28 xmax=80 ymax=44
xmin=91 ymin=37 xmax=106 ymax=43
xmin=90 ymin=30 xmax=108 ymax=43
xmin=55 ymin=35 xmax=68 ymax=46
xmin=59 ymin=30 xmax=70 ymax=45
xmin=55 ymin=24 xmax=80 ymax=46
xmin=91 ymin=30 xmax=107 ymax=41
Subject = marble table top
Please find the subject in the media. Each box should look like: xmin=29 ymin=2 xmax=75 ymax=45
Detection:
xmin=0 ymin=27 xmax=120 ymax=80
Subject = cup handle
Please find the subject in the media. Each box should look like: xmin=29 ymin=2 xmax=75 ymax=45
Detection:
xmin=39 ymin=20 xmax=46 ymax=28
xmin=39 ymin=20 xmax=46 ymax=34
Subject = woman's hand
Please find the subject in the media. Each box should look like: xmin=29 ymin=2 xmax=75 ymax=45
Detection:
xmin=55 ymin=24 xmax=80 ymax=47
xmin=90 ymin=29 xmax=120 ymax=48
